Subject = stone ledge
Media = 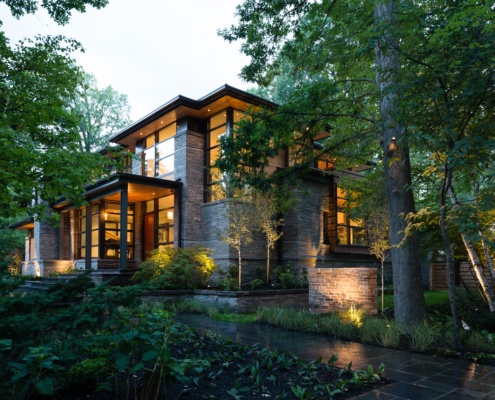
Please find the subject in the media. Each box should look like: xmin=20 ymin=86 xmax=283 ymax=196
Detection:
xmin=141 ymin=288 xmax=309 ymax=313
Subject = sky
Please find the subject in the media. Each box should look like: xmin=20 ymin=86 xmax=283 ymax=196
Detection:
xmin=0 ymin=0 xmax=251 ymax=121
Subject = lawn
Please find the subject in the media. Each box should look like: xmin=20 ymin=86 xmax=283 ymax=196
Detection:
xmin=382 ymin=290 xmax=450 ymax=310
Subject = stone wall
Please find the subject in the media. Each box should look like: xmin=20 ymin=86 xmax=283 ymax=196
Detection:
xmin=201 ymin=200 xmax=268 ymax=283
xmin=22 ymin=260 xmax=73 ymax=277
xmin=308 ymin=268 xmax=377 ymax=314
xmin=141 ymin=289 xmax=309 ymax=313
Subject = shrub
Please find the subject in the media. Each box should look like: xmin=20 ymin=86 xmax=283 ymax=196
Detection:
xmin=360 ymin=318 xmax=402 ymax=348
xmin=274 ymin=264 xmax=295 ymax=289
xmin=319 ymin=313 xmax=357 ymax=340
xmin=68 ymin=357 xmax=111 ymax=391
xmin=250 ymin=279 xmax=264 ymax=290
xmin=132 ymin=247 xmax=217 ymax=290
xmin=216 ymin=264 xmax=239 ymax=291
xmin=407 ymin=322 xmax=440 ymax=353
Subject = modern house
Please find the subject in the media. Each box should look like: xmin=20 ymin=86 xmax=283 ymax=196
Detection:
xmin=12 ymin=85 xmax=378 ymax=287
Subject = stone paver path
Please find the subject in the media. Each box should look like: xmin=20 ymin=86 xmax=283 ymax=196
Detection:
xmin=176 ymin=314 xmax=495 ymax=399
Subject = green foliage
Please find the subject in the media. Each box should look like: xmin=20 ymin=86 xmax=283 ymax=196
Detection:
xmin=217 ymin=264 xmax=240 ymax=291
xmin=1 ymin=0 xmax=109 ymax=25
xmin=250 ymin=278 xmax=264 ymax=290
xmin=0 ymin=272 xmax=25 ymax=295
xmin=274 ymin=264 xmax=303 ymax=289
xmin=71 ymin=73 xmax=132 ymax=152
xmin=68 ymin=357 xmax=110 ymax=391
xmin=8 ymin=346 xmax=65 ymax=399
xmin=132 ymin=247 xmax=218 ymax=290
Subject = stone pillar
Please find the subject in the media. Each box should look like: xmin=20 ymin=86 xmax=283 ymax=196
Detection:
xmin=174 ymin=118 xmax=205 ymax=248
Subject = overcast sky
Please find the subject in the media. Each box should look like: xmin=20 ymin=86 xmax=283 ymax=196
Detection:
xmin=1 ymin=0 xmax=251 ymax=121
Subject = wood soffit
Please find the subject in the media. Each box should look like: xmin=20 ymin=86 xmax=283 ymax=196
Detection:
xmin=112 ymin=85 xmax=276 ymax=147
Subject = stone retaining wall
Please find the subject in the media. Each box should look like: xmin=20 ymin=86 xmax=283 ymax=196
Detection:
xmin=141 ymin=289 xmax=309 ymax=313
xmin=308 ymin=268 xmax=377 ymax=314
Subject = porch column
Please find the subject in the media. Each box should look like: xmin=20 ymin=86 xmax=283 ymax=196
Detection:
xmin=119 ymin=184 xmax=128 ymax=270
xmin=85 ymin=204 xmax=92 ymax=271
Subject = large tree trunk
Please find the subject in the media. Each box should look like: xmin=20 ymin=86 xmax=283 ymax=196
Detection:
xmin=374 ymin=1 xmax=426 ymax=326
xmin=448 ymin=186 xmax=495 ymax=311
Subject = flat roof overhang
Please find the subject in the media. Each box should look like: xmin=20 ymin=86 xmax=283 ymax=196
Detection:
xmin=110 ymin=84 xmax=278 ymax=147
xmin=53 ymin=173 xmax=182 ymax=212
xmin=9 ymin=217 xmax=35 ymax=230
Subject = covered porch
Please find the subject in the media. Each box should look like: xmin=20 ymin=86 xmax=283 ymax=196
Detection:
xmin=54 ymin=173 xmax=183 ymax=272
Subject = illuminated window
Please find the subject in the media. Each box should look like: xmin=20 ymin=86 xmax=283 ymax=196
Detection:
xmin=78 ymin=203 xmax=99 ymax=258
xmin=206 ymin=109 xmax=246 ymax=202
xmin=336 ymin=187 xmax=366 ymax=246
xmin=78 ymin=201 xmax=135 ymax=259
xmin=140 ymin=123 xmax=176 ymax=179
xmin=103 ymin=202 xmax=135 ymax=259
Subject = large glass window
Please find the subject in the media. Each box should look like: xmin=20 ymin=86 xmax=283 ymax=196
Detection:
xmin=157 ymin=195 xmax=174 ymax=247
xmin=141 ymin=123 xmax=176 ymax=179
xmin=103 ymin=202 xmax=135 ymax=259
xmin=206 ymin=109 xmax=246 ymax=202
xmin=336 ymin=187 xmax=366 ymax=246
xmin=78 ymin=204 xmax=99 ymax=258
xmin=207 ymin=110 xmax=227 ymax=201
xmin=143 ymin=194 xmax=175 ymax=253
xmin=78 ymin=201 xmax=135 ymax=259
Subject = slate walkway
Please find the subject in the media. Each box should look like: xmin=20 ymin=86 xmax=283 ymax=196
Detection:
xmin=176 ymin=314 xmax=495 ymax=399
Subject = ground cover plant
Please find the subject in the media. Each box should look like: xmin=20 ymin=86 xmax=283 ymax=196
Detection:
xmin=171 ymin=291 xmax=495 ymax=365
xmin=0 ymin=274 xmax=387 ymax=399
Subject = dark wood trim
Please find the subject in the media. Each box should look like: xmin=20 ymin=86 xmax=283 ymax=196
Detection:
xmin=85 ymin=204 xmax=91 ymax=271
xmin=119 ymin=184 xmax=128 ymax=270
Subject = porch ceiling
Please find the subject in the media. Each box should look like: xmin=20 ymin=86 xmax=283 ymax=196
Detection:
xmin=104 ymin=183 xmax=174 ymax=203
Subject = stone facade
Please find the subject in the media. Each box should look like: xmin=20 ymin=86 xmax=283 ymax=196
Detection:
xmin=308 ymin=268 xmax=378 ymax=314
xmin=14 ymin=85 xmax=382 ymax=308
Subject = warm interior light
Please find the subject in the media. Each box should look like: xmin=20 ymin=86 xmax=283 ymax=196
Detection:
xmin=140 ymin=132 xmax=143 ymax=135
xmin=167 ymin=211 xmax=174 ymax=220
xmin=104 ymin=213 xmax=108 ymax=221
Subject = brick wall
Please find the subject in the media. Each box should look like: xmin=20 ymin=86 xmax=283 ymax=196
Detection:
xmin=308 ymin=268 xmax=377 ymax=314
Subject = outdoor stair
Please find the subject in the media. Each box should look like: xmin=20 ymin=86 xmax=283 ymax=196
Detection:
xmin=16 ymin=274 xmax=82 ymax=294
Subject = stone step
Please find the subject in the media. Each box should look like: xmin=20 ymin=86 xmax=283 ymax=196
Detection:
xmin=16 ymin=273 xmax=85 ymax=294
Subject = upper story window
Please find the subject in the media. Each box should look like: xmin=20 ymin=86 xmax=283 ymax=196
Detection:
xmin=141 ymin=122 xmax=176 ymax=179
xmin=206 ymin=109 xmax=246 ymax=202
xmin=336 ymin=187 xmax=366 ymax=246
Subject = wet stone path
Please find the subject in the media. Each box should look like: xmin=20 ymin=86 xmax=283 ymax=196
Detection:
xmin=176 ymin=314 xmax=495 ymax=399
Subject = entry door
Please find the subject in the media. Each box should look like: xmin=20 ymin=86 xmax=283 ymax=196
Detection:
xmin=143 ymin=213 xmax=155 ymax=260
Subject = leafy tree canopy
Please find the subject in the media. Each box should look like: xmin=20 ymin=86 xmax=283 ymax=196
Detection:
xmin=0 ymin=0 xmax=114 ymax=218
xmin=71 ymin=73 xmax=132 ymax=152
xmin=2 ymin=0 xmax=109 ymax=25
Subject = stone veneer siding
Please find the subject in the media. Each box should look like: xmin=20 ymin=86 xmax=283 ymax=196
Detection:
xmin=175 ymin=121 xmax=205 ymax=248
xmin=308 ymin=268 xmax=377 ymax=314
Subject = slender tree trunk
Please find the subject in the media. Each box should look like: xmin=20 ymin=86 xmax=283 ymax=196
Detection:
xmin=266 ymin=243 xmax=270 ymax=284
xmin=471 ymin=173 xmax=495 ymax=286
xmin=374 ymin=1 xmax=426 ymax=326
xmin=238 ymin=249 xmax=242 ymax=289
xmin=381 ymin=258 xmax=385 ymax=315
xmin=439 ymin=169 xmax=462 ymax=350
xmin=448 ymin=186 xmax=495 ymax=312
